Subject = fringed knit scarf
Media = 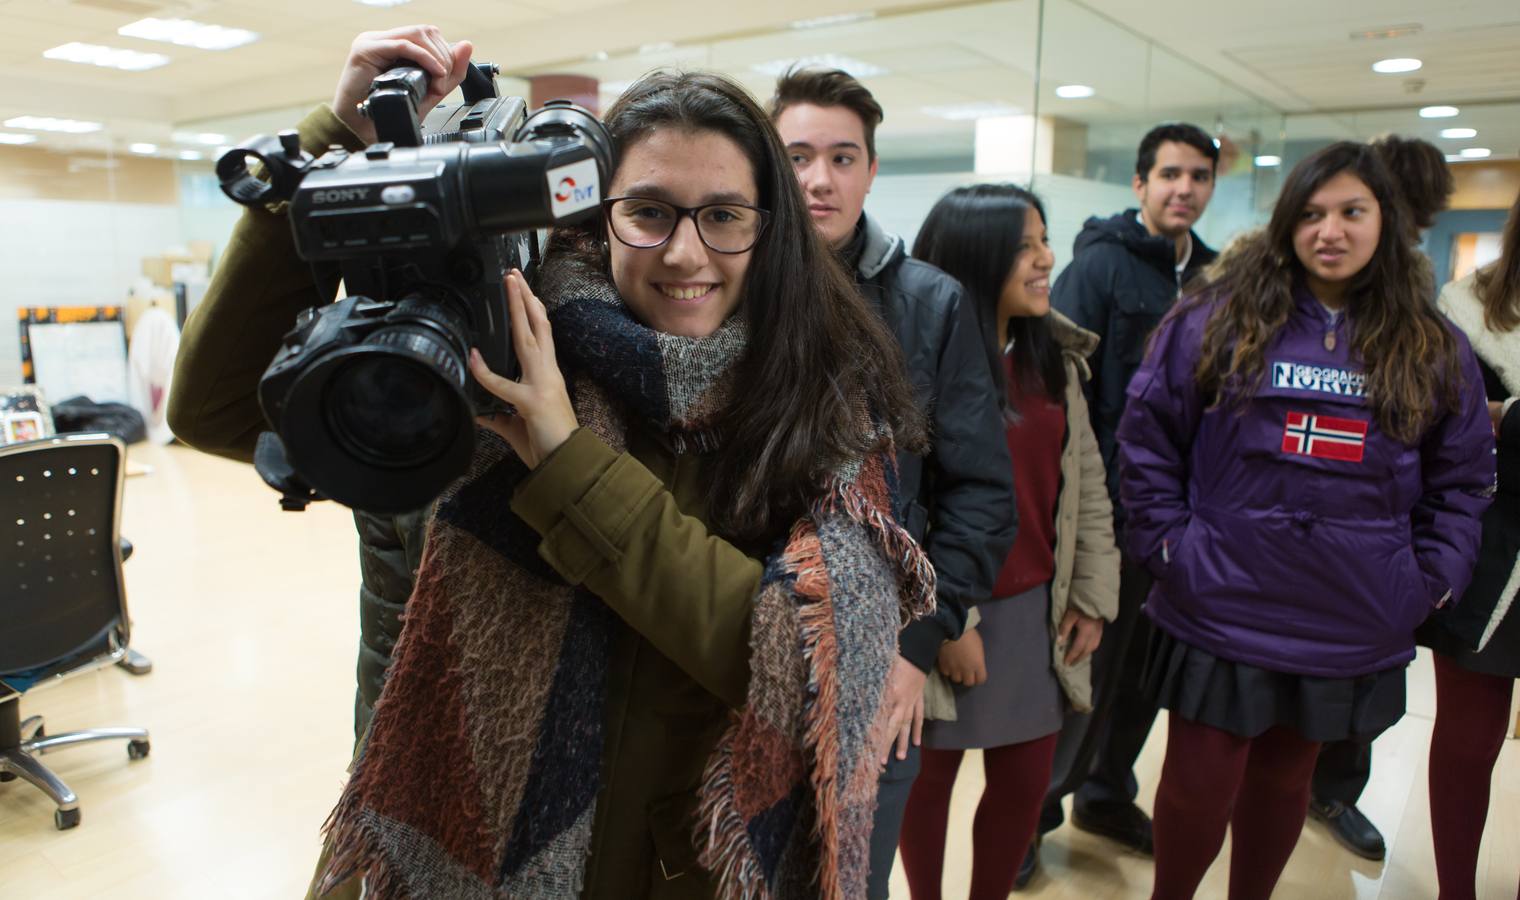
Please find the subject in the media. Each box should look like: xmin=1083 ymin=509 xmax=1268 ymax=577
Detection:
xmin=315 ymin=248 xmax=935 ymax=899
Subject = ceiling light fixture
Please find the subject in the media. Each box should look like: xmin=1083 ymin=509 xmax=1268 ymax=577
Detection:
xmin=921 ymin=102 xmax=1022 ymax=121
xmin=4 ymin=116 xmax=103 ymax=133
xmin=0 ymin=133 xmax=39 ymax=145
xmin=129 ymin=143 xmax=158 ymax=154
xmin=752 ymin=54 xmax=886 ymax=78
xmin=1419 ymin=105 xmax=1459 ymax=118
xmin=1439 ymin=127 xmax=1477 ymax=139
xmin=1349 ymin=24 xmax=1423 ymax=41
xmin=1054 ymin=84 xmax=1095 ymax=99
xmin=1254 ymin=155 xmax=1282 ymax=167
xmin=1372 ymin=57 xmax=1422 ymax=74
xmin=43 ymin=42 xmax=170 ymax=71
xmin=1459 ymin=147 xmax=1492 ymax=159
xmin=178 ymin=149 xmax=203 ymax=161
xmin=119 ymin=18 xmax=259 ymax=51
xmin=172 ymin=131 xmax=227 ymax=146
xmin=791 ymin=12 xmax=876 ymax=29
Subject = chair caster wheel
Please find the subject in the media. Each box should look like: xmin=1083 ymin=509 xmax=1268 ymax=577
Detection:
xmin=127 ymin=739 xmax=150 ymax=760
xmin=55 ymin=808 xmax=80 ymax=830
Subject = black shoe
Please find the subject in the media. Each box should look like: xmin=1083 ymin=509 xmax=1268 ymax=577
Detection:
xmin=1071 ymin=801 xmax=1154 ymax=855
xmin=1014 ymin=834 xmax=1040 ymax=890
xmin=1308 ymin=798 xmax=1385 ymax=861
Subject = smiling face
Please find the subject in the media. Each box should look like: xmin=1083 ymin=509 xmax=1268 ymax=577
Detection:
xmin=774 ymin=102 xmax=879 ymax=248
xmin=606 ymin=128 xmax=759 ymax=337
xmin=998 ymin=207 xmax=1056 ymax=321
xmin=1133 ymin=140 xmax=1216 ymax=238
xmin=1292 ymin=170 xmax=1383 ymax=307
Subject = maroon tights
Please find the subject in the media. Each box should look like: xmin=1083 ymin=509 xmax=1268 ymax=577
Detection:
xmin=1150 ymin=713 xmax=1321 ymax=900
xmin=1429 ymin=651 xmax=1518 ymax=900
xmin=898 ymin=734 xmax=1059 ymax=900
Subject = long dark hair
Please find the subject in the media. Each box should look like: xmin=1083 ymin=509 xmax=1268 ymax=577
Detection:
xmin=1474 ymin=189 xmax=1520 ymax=333
xmin=1370 ymin=134 xmax=1453 ymax=231
xmin=568 ymin=71 xmax=925 ymax=544
xmin=913 ymin=183 xmax=1066 ymax=404
xmin=1183 ymin=141 xmax=1460 ymax=443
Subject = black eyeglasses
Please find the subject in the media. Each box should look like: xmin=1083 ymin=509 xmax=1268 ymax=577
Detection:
xmin=602 ymin=196 xmax=771 ymax=254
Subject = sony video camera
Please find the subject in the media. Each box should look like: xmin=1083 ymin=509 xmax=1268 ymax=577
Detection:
xmin=216 ymin=61 xmax=613 ymax=513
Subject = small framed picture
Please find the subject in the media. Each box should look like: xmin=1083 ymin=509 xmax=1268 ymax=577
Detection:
xmin=3 ymin=411 xmax=45 ymax=444
xmin=0 ymin=387 xmax=56 ymax=446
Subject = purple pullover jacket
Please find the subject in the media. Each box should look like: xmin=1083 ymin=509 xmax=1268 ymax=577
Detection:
xmin=1118 ymin=288 xmax=1496 ymax=677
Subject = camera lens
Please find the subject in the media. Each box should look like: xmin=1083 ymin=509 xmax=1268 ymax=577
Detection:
xmin=272 ymin=297 xmax=477 ymax=513
xmin=326 ymin=355 xmax=461 ymax=468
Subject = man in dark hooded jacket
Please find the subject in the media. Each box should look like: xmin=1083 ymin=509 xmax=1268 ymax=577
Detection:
xmin=1031 ymin=122 xmax=1219 ymax=880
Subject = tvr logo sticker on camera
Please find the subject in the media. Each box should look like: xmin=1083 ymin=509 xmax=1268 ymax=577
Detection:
xmin=547 ymin=158 xmax=600 ymax=219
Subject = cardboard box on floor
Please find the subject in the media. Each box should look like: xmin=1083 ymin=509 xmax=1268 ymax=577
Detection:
xmin=141 ymin=240 xmax=213 ymax=289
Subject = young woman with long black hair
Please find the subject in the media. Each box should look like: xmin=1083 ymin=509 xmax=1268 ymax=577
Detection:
xmin=178 ymin=25 xmax=934 ymax=900
xmin=1119 ymin=142 xmax=1495 ymax=900
xmin=897 ymin=184 xmax=1119 ymax=900
xmin=1417 ymin=188 xmax=1520 ymax=900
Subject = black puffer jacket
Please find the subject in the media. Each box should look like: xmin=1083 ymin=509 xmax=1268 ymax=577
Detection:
xmin=1051 ymin=209 xmax=1216 ymax=528
xmin=852 ymin=214 xmax=1018 ymax=669
xmin=353 ymin=508 xmax=428 ymax=737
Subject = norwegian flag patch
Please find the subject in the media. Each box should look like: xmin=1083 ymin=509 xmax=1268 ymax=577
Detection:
xmin=1281 ymin=411 xmax=1367 ymax=462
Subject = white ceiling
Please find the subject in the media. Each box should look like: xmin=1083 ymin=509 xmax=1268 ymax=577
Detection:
xmin=0 ymin=0 xmax=1516 ymax=162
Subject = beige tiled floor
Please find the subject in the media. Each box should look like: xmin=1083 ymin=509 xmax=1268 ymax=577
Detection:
xmin=2 ymin=442 xmax=1517 ymax=898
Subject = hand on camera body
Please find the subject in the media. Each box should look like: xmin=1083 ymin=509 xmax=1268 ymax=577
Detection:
xmin=469 ymin=270 xmax=579 ymax=469
xmin=333 ymin=26 xmax=474 ymax=144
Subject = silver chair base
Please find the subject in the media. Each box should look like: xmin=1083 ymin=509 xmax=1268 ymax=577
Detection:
xmin=115 ymin=647 xmax=153 ymax=676
xmin=0 ymin=716 xmax=150 ymax=829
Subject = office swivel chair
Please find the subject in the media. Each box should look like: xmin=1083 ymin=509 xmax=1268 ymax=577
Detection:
xmin=0 ymin=433 xmax=150 ymax=830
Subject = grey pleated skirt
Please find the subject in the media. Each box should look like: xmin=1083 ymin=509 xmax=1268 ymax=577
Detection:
xmin=923 ymin=582 xmax=1064 ymax=750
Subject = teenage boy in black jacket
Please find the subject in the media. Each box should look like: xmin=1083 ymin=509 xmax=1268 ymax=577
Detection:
xmin=772 ymin=69 xmax=1017 ymax=900
xmin=1032 ymin=122 xmax=1219 ymax=882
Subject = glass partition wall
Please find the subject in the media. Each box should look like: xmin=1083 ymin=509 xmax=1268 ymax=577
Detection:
xmin=12 ymin=0 xmax=1519 ymax=385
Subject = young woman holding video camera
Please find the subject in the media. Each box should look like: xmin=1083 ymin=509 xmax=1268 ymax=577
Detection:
xmin=177 ymin=25 xmax=934 ymax=900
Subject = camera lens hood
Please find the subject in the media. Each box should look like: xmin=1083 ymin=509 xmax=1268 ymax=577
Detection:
xmin=275 ymin=341 xmax=474 ymax=513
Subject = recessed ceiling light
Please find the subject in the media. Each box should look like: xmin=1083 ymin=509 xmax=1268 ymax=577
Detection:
xmin=0 ymin=133 xmax=39 ymax=145
xmin=791 ymin=12 xmax=875 ymax=29
xmin=1445 ymin=154 xmax=1465 ymax=163
xmin=1459 ymin=147 xmax=1491 ymax=159
xmin=353 ymin=0 xmax=411 ymax=5
xmin=752 ymin=54 xmax=887 ymax=78
xmin=1254 ymin=155 xmax=1282 ymax=167
xmin=921 ymin=102 xmax=1022 ymax=121
xmin=1372 ymin=57 xmax=1422 ymax=74
xmin=173 ymin=131 xmax=227 ymax=146
xmin=1055 ymin=84 xmax=1095 ymax=99
xmin=1440 ymin=127 xmax=1477 ymax=139
xmin=4 ymin=116 xmax=103 ymax=134
xmin=44 ymin=42 xmax=170 ymax=71
xmin=119 ymin=18 xmax=259 ymax=51
xmin=129 ymin=143 xmax=158 ymax=154
xmin=178 ymin=149 xmax=203 ymax=161
xmin=1420 ymin=105 xmax=1460 ymax=118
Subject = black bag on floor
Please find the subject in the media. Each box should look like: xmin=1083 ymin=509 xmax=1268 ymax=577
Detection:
xmin=52 ymin=396 xmax=147 ymax=444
